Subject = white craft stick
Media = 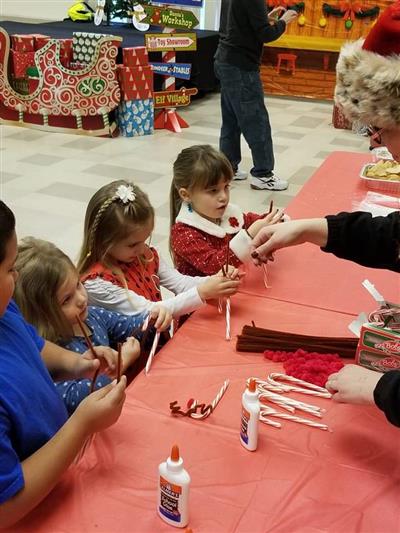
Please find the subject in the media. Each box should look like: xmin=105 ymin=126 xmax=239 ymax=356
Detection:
xmin=362 ymin=279 xmax=386 ymax=305
xmin=225 ymin=298 xmax=231 ymax=341
xmin=142 ymin=315 xmax=150 ymax=331
xmin=145 ymin=331 xmax=160 ymax=374
xmin=260 ymin=407 xmax=329 ymax=431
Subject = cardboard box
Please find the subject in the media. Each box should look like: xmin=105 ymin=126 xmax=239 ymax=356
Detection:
xmin=117 ymin=65 xmax=153 ymax=100
xmin=356 ymin=323 xmax=400 ymax=372
xmin=122 ymin=46 xmax=149 ymax=67
xmin=116 ymin=99 xmax=154 ymax=137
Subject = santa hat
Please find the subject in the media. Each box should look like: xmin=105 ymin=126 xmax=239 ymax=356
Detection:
xmin=335 ymin=0 xmax=400 ymax=128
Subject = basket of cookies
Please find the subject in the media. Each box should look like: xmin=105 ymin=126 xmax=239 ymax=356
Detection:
xmin=360 ymin=160 xmax=400 ymax=193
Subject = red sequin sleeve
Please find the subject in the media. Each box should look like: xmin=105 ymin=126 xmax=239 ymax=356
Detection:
xmin=171 ymin=224 xmax=242 ymax=275
xmin=243 ymin=211 xmax=264 ymax=229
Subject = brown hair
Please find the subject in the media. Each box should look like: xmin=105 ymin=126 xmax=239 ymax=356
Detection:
xmin=0 ymin=201 xmax=15 ymax=263
xmin=169 ymin=145 xmax=233 ymax=258
xmin=77 ymin=179 xmax=154 ymax=276
xmin=14 ymin=238 xmax=76 ymax=342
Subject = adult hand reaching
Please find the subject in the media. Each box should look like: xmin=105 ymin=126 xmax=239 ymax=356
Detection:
xmin=326 ymin=365 xmax=382 ymax=405
xmin=281 ymin=9 xmax=298 ymax=24
xmin=250 ymin=218 xmax=328 ymax=264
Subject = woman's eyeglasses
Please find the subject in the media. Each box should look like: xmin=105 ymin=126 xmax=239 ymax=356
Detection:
xmin=367 ymin=126 xmax=384 ymax=145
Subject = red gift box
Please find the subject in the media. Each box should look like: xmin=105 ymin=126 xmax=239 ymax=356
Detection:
xmin=11 ymin=34 xmax=35 ymax=52
xmin=35 ymin=36 xmax=51 ymax=50
xmin=11 ymin=50 xmax=36 ymax=78
xmin=122 ymin=46 xmax=149 ymax=67
xmin=117 ymin=65 xmax=153 ymax=100
xmin=59 ymin=38 xmax=73 ymax=67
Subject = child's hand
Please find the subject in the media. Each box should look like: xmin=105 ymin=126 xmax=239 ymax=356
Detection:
xmin=80 ymin=346 xmax=118 ymax=377
xmin=247 ymin=209 xmax=285 ymax=238
xmin=217 ymin=265 xmax=245 ymax=281
xmin=198 ymin=275 xmax=240 ymax=301
xmin=281 ymin=9 xmax=298 ymax=24
xmin=326 ymin=365 xmax=382 ymax=405
xmin=121 ymin=337 xmax=140 ymax=371
xmin=74 ymin=377 xmax=127 ymax=436
xmin=149 ymin=306 xmax=173 ymax=332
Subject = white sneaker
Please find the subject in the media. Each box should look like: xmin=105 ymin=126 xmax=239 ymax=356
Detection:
xmin=233 ymin=169 xmax=248 ymax=181
xmin=250 ymin=174 xmax=288 ymax=191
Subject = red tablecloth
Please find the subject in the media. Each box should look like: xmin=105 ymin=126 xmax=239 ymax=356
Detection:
xmin=7 ymin=295 xmax=400 ymax=533
xmin=6 ymin=152 xmax=400 ymax=533
xmin=240 ymin=152 xmax=399 ymax=315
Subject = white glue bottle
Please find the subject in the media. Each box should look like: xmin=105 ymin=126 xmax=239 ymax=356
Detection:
xmin=240 ymin=378 xmax=260 ymax=451
xmin=158 ymin=444 xmax=191 ymax=528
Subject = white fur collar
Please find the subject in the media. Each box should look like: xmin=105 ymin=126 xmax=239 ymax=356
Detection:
xmin=176 ymin=202 xmax=244 ymax=237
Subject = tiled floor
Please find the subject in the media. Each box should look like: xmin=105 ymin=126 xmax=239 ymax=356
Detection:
xmin=0 ymin=93 xmax=369 ymax=265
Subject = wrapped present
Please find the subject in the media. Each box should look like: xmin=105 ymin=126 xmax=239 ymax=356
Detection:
xmin=35 ymin=36 xmax=51 ymax=50
xmin=356 ymin=323 xmax=400 ymax=372
xmin=118 ymin=65 xmax=153 ymax=100
xmin=59 ymin=38 xmax=73 ymax=67
xmin=73 ymin=32 xmax=109 ymax=63
xmin=116 ymin=99 xmax=154 ymax=137
xmin=122 ymin=46 xmax=149 ymax=67
xmin=11 ymin=34 xmax=35 ymax=52
xmin=11 ymin=50 xmax=36 ymax=78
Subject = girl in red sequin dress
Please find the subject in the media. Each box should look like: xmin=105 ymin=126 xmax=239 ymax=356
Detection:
xmin=170 ymin=145 xmax=284 ymax=277
xmin=78 ymin=180 xmax=240 ymax=325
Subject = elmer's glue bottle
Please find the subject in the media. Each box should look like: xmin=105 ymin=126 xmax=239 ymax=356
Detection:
xmin=158 ymin=444 xmax=190 ymax=528
xmin=240 ymin=379 xmax=260 ymax=451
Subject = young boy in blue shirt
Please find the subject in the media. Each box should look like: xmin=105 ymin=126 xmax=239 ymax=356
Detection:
xmin=0 ymin=200 xmax=127 ymax=527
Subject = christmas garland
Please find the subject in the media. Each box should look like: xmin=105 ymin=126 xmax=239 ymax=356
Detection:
xmin=322 ymin=2 xmax=380 ymax=19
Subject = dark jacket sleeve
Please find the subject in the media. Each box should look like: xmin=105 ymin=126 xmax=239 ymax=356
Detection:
xmin=374 ymin=371 xmax=400 ymax=427
xmin=321 ymin=211 xmax=400 ymax=272
xmin=248 ymin=0 xmax=286 ymax=43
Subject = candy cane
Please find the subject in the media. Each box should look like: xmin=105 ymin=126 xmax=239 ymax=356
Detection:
xmin=259 ymin=390 xmax=323 ymax=418
xmin=259 ymin=415 xmax=282 ymax=428
xmin=260 ymin=407 xmax=329 ymax=431
xmin=267 ymin=373 xmax=332 ymax=399
xmin=225 ymin=298 xmax=231 ymax=341
xmin=262 ymin=263 xmax=271 ymax=289
xmin=145 ymin=331 xmax=160 ymax=374
xmin=212 ymin=379 xmax=229 ymax=410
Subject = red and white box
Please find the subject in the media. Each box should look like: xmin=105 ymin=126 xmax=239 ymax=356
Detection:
xmin=122 ymin=46 xmax=149 ymax=67
xmin=11 ymin=50 xmax=36 ymax=78
xmin=59 ymin=38 xmax=73 ymax=67
xmin=356 ymin=323 xmax=400 ymax=372
xmin=11 ymin=34 xmax=35 ymax=52
xmin=118 ymin=65 xmax=153 ymax=100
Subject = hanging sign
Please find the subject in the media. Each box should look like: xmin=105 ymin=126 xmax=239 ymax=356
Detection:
xmin=145 ymin=33 xmax=197 ymax=51
xmin=142 ymin=5 xmax=199 ymax=30
xmin=154 ymin=87 xmax=198 ymax=108
xmin=150 ymin=62 xmax=192 ymax=80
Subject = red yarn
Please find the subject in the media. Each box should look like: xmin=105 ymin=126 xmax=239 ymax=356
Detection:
xmin=264 ymin=348 xmax=344 ymax=387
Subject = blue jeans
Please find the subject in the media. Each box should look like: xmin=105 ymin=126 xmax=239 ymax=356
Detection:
xmin=214 ymin=61 xmax=274 ymax=177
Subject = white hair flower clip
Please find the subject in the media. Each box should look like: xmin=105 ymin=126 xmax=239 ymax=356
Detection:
xmin=115 ymin=184 xmax=136 ymax=204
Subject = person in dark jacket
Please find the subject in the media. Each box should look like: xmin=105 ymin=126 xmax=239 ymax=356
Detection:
xmin=251 ymin=0 xmax=400 ymax=427
xmin=214 ymin=0 xmax=297 ymax=191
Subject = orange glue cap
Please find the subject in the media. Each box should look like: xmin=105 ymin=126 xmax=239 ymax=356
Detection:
xmin=171 ymin=444 xmax=180 ymax=462
xmin=248 ymin=379 xmax=256 ymax=392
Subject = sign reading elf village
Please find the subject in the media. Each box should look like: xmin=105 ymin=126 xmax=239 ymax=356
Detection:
xmin=154 ymin=87 xmax=198 ymax=108
xmin=143 ymin=5 xmax=199 ymax=30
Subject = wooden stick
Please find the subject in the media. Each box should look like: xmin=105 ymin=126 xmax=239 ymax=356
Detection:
xmin=76 ymin=314 xmax=100 ymax=393
xmin=117 ymin=342 xmax=122 ymax=383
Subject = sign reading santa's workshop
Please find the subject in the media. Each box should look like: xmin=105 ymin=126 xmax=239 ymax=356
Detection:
xmin=143 ymin=5 xmax=199 ymax=30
